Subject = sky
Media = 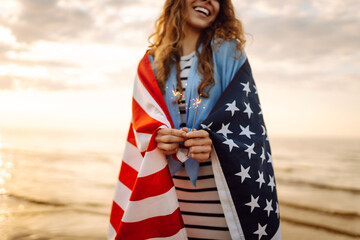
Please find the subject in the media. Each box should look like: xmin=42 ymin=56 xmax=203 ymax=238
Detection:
xmin=0 ymin=0 xmax=359 ymax=138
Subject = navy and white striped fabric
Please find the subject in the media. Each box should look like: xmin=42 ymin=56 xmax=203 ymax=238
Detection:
xmin=178 ymin=52 xmax=194 ymax=128
xmin=174 ymin=52 xmax=231 ymax=239
xmin=173 ymin=161 xmax=231 ymax=239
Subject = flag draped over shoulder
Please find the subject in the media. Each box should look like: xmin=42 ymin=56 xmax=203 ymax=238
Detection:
xmin=109 ymin=51 xmax=281 ymax=240
xmin=200 ymin=59 xmax=281 ymax=239
xmin=108 ymin=53 xmax=187 ymax=240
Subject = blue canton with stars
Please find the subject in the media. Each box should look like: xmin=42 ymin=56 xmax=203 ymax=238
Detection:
xmin=200 ymin=59 xmax=280 ymax=240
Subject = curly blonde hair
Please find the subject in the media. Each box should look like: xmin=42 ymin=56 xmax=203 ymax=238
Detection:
xmin=148 ymin=0 xmax=246 ymax=98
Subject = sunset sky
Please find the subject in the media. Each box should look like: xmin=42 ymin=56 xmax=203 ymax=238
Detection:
xmin=0 ymin=0 xmax=359 ymax=138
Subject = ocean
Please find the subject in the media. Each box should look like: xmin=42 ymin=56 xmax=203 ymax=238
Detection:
xmin=0 ymin=128 xmax=359 ymax=239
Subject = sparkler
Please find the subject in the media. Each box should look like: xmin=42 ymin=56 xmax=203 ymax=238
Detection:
xmin=191 ymin=96 xmax=202 ymax=130
xmin=172 ymin=84 xmax=182 ymax=114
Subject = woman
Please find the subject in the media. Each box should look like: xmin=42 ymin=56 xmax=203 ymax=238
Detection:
xmin=109 ymin=0 xmax=281 ymax=239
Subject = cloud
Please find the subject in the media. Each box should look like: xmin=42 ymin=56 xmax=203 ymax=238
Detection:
xmin=0 ymin=0 xmax=358 ymax=93
xmin=235 ymin=0 xmax=360 ymax=62
xmin=0 ymin=0 xmax=159 ymax=45
xmin=233 ymin=0 xmax=360 ymax=93
xmin=0 ymin=76 xmax=13 ymax=89
xmin=0 ymin=75 xmax=97 ymax=91
xmin=0 ymin=43 xmax=10 ymax=61
xmin=5 ymin=59 xmax=80 ymax=69
xmin=236 ymin=0 xmax=359 ymax=20
xmin=1 ymin=0 xmax=93 ymax=44
xmin=246 ymin=16 xmax=359 ymax=63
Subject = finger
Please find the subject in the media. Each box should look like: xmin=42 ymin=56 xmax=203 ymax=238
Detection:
xmin=162 ymin=149 xmax=178 ymax=155
xmin=190 ymin=153 xmax=210 ymax=162
xmin=158 ymin=128 xmax=186 ymax=137
xmin=189 ymin=145 xmax=212 ymax=154
xmin=184 ymin=138 xmax=212 ymax=147
xmin=181 ymin=127 xmax=189 ymax=133
xmin=157 ymin=142 xmax=179 ymax=153
xmin=156 ymin=134 xmax=185 ymax=143
xmin=186 ymin=129 xmax=209 ymax=138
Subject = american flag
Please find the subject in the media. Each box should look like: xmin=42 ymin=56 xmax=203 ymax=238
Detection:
xmin=200 ymin=59 xmax=281 ymax=239
xmin=108 ymin=52 xmax=281 ymax=239
xmin=108 ymin=52 xmax=187 ymax=239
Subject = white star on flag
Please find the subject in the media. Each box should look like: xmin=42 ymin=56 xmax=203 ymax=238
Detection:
xmin=253 ymin=84 xmax=258 ymax=94
xmin=241 ymin=81 xmax=251 ymax=97
xmin=254 ymin=223 xmax=267 ymax=240
xmin=264 ymin=199 xmax=274 ymax=217
xmin=235 ymin=165 xmax=251 ymax=183
xmin=258 ymin=104 xmax=262 ymax=115
xmin=239 ymin=124 xmax=256 ymax=139
xmin=245 ymin=195 xmax=260 ymax=213
xmin=256 ymin=171 xmax=265 ymax=189
xmin=267 ymin=152 xmax=272 ymax=163
xmin=244 ymin=143 xmax=256 ymax=159
xmin=260 ymin=147 xmax=266 ymax=164
xmin=200 ymin=122 xmax=213 ymax=131
xmin=261 ymin=125 xmax=266 ymax=135
xmin=243 ymin=102 xmax=253 ymax=119
xmin=261 ymin=125 xmax=269 ymax=141
xmin=217 ymin=123 xmax=233 ymax=138
xmin=225 ymin=100 xmax=239 ymax=116
xmin=268 ymin=175 xmax=276 ymax=192
xmin=223 ymin=138 xmax=239 ymax=152
xmin=275 ymin=202 xmax=280 ymax=219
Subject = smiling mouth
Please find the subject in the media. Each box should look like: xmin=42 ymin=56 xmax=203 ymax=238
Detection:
xmin=194 ymin=7 xmax=210 ymax=16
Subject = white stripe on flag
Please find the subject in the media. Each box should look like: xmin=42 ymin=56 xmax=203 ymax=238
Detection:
xmin=211 ymin=146 xmax=245 ymax=240
xmin=113 ymin=180 xmax=131 ymax=210
xmin=123 ymin=141 xmax=143 ymax=171
xmin=270 ymin=224 xmax=282 ymax=240
xmin=121 ymin=187 xmax=179 ymax=223
xmin=134 ymin=131 xmax=152 ymax=153
xmin=133 ymin=75 xmax=171 ymax=128
xmin=108 ymin=223 xmax=116 ymax=240
xmin=137 ymin=148 xmax=167 ymax=177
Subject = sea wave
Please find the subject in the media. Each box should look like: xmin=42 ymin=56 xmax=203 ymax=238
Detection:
xmin=280 ymin=200 xmax=360 ymax=218
xmin=6 ymin=193 xmax=67 ymax=207
xmin=276 ymin=177 xmax=360 ymax=194
xmin=281 ymin=216 xmax=360 ymax=238
xmin=5 ymin=193 xmax=108 ymax=209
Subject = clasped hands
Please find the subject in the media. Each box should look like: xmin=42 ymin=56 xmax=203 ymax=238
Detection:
xmin=155 ymin=128 xmax=212 ymax=162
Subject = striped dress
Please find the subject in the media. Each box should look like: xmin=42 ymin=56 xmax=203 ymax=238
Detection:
xmin=173 ymin=52 xmax=231 ymax=240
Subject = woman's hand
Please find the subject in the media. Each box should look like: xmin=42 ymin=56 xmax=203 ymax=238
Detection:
xmin=155 ymin=128 xmax=187 ymax=155
xmin=184 ymin=128 xmax=212 ymax=162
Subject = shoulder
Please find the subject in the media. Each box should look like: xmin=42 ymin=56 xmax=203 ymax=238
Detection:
xmin=212 ymin=38 xmax=246 ymax=60
xmin=211 ymin=38 xmax=247 ymax=74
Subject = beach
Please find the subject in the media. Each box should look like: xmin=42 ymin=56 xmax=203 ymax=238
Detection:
xmin=0 ymin=128 xmax=359 ymax=239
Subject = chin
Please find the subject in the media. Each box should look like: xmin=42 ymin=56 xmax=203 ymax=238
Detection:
xmin=187 ymin=19 xmax=213 ymax=31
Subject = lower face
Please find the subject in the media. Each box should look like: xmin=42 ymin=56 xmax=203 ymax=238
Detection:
xmin=184 ymin=0 xmax=220 ymax=33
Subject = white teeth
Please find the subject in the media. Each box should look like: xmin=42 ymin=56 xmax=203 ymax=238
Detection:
xmin=194 ymin=7 xmax=209 ymax=16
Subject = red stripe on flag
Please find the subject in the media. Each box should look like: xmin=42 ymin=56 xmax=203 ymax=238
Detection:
xmin=119 ymin=161 xmax=138 ymax=191
xmin=132 ymin=98 xmax=163 ymax=134
xmin=115 ymin=207 xmax=184 ymax=240
xmin=130 ymin=165 xmax=173 ymax=201
xmin=110 ymin=201 xmax=124 ymax=233
xmin=137 ymin=53 xmax=173 ymax=129
xmin=126 ymin=123 xmax=137 ymax=148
